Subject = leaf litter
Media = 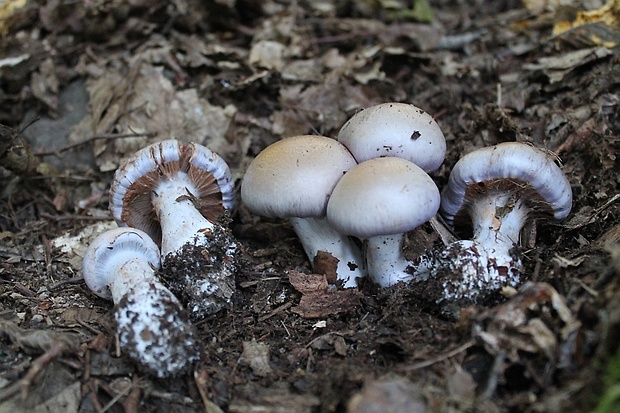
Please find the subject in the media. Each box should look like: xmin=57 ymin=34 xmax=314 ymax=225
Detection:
xmin=1 ymin=0 xmax=620 ymax=412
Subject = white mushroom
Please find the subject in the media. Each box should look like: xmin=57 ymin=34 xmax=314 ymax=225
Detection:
xmin=109 ymin=139 xmax=236 ymax=319
xmin=327 ymin=157 xmax=440 ymax=287
xmin=415 ymin=142 xmax=573 ymax=308
xmin=241 ymin=135 xmax=366 ymax=288
xmin=338 ymin=102 xmax=446 ymax=173
xmin=82 ymin=227 xmax=199 ymax=378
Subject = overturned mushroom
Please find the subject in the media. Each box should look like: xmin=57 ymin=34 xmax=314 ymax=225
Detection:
xmin=415 ymin=142 xmax=573 ymax=315
xmin=82 ymin=227 xmax=199 ymax=378
xmin=241 ymin=135 xmax=366 ymax=288
xmin=109 ymin=139 xmax=237 ymax=319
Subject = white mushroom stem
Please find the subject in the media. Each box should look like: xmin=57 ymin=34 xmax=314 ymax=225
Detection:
xmin=468 ymin=190 xmax=528 ymax=271
xmin=152 ymin=174 xmax=215 ymax=257
xmin=107 ymin=255 xmax=156 ymax=303
xmin=412 ymin=190 xmax=527 ymax=304
xmin=289 ymin=217 xmax=365 ymax=288
xmin=364 ymin=234 xmax=413 ymax=287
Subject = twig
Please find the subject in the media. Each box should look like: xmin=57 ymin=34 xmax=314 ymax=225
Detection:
xmin=39 ymin=212 xmax=111 ymax=222
xmin=0 ymin=340 xmax=75 ymax=402
xmin=398 ymin=340 xmax=475 ymax=371
xmin=47 ymin=276 xmax=86 ymax=292
xmin=34 ymin=131 xmax=158 ymax=157
xmin=258 ymin=302 xmax=293 ymax=322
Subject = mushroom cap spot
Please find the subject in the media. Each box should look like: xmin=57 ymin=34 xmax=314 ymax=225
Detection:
xmin=440 ymin=142 xmax=573 ymax=224
xmin=82 ymin=227 xmax=161 ymax=300
xmin=241 ymin=135 xmax=357 ymax=219
xmin=338 ymin=102 xmax=446 ymax=173
xmin=108 ymin=139 xmax=234 ymax=244
xmin=327 ymin=157 xmax=440 ymax=238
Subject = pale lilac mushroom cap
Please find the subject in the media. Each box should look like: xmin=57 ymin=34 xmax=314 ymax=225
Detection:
xmin=327 ymin=157 xmax=440 ymax=287
xmin=83 ymin=227 xmax=161 ymax=301
xmin=440 ymin=142 xmax=573 ymax=227
xmin=241 ymin=135 xmax=366 ymax=287
xmin=338 ymin=102 xmax=447 ymax=173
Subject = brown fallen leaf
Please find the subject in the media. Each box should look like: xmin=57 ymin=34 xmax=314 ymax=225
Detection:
xmin=313 ymin=250 xmax=339 ymax=284
xmin=287 ymin=270 xmax=328 ymax=294
xmin=291 ymin=289 xmax=362 ymax=319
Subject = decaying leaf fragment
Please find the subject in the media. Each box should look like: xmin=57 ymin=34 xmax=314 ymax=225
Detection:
xmin=0 ymin=320 xmax=80 ymax=355
xmin=552 ymin=0 xmax=620 ymax=47
xmin=241 ymin=339 xmax=273 ymax=377
xmin=288 ymin=270 xmax=362 ymax=319
xmin=523 ymin=47 xmax=612 ymax=83
xmin=471 ymin=282 xmax=582 ymax=391
xmin=0 ymin=123 xmax=40 ymax=176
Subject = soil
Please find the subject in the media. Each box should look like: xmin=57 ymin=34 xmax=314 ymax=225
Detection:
xmin=1 ymin=1 xmax=620 ymax=412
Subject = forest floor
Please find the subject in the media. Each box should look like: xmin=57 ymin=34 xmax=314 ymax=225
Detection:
xmin=1 ymin=0 xmax=620 ymax=412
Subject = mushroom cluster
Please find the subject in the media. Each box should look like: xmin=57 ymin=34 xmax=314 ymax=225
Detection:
xmin=242 ymin=102 xmax=446 ymax=288
xmin=83 ymin=227 xmax=199 ymax=378
xmin=241 ymin=102 xmax=573 ymax=315
xmin=109 ymin=139 xmax=237 ymax=319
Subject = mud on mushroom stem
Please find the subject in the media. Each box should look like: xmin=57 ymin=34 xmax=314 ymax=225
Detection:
xmin=158 ymin=213 xmax=238 ymax=318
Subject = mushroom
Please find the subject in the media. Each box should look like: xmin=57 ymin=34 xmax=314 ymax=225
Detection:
xmin=241 ymin=135 xmax=366 ymax=287
xmin=337 ymin=102 xmax=446 ymax=173
xmin=82 ymin=227 xmax=199 ymax=378
xmin=415 ymin=142 xmax=573 ymax=310
xmin=109 ymin=139 xmax=237 ymax=319
xmin=327 ymin=157 xmax=440 ymax=287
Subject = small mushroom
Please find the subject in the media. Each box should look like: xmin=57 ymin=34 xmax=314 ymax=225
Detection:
xmin=327 ymin=157 xmax=440 ymax=287
xmin=415 ymin=142 xmax=573 ymax=312
xmin=241 ymin=135 xmax=366 ymax=287
xmin=338 ymin=102 xmax=446 ymax=173
xmin=82 ymin=227 xmax=199 ymax=378
xmin=109 ymin=139 xmax=237 ymax=319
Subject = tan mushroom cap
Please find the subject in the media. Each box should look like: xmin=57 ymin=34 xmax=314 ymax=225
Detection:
xmin=327 ymin=157 xmax=440 ymax=238
xmin=109 ymin=139 xmax=234 ymax=246
xmin=338 ymin=102 xmax=446 ymax=173
xmin=241 ymin=135 xmax=357 ymax=219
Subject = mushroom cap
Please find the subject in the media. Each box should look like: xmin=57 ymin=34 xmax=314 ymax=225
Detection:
xmin=327 ymin=157 xmax=440 ymax=238
xmin=440 ymin=142 xmax=573 ymax=225
xmin=241 ymin=135 xmax=357 ymax=219
xmin=109 ymin=139 xmax=235 ymax=245
xmin=338 ymin=102 xmax=446 ymax=172
xmin=83 ymin=227 xmax=161 ymax=300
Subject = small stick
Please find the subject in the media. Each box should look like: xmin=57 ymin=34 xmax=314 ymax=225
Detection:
xmin=0 ymin=340 xmax=75 ymax=402
xmin=398 ymin=340 xmax=475 ymax=371
xmin=34 ymin=131 xmax=158 ymax=157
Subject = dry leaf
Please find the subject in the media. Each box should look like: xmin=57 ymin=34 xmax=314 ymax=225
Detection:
xmin=241 ymin=339 xmax=273 ymax=377
xmin=291 ymin=289 xmax=362 ymax=319
xmin=288 ymin=270 xmax=328 ymax=294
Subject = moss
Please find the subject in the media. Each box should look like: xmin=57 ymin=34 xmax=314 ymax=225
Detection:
xmin=593 ymin=346 xmax=620 ymax=413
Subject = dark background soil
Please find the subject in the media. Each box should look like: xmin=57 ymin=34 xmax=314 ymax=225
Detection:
xmin=1 ymin=0 xmax=620 ymax=412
